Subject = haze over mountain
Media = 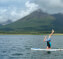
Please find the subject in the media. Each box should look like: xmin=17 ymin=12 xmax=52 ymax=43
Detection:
xmin=0 ymin=9 xmax=63 ymax=33
xmin=0 ymin=20 xmax=13 ymax=25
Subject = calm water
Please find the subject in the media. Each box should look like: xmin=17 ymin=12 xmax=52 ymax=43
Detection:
xmin=0 ymin=35 xmax=63 ymax=59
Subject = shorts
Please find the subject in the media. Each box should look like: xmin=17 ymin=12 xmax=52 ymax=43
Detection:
xmin=47 ymin=42 xmax=51 ymax=48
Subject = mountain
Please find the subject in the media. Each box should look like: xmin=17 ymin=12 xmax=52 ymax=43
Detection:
xmin=0 ymin=9 xmax=63 ymax=33
xmin=51 ymin=13 xmax=63 ymax=32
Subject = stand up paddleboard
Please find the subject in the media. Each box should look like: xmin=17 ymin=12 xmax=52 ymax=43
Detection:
xmin=31 ymin=48 xmax=63 ymax=51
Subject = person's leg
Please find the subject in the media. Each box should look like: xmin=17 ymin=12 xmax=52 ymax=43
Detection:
xmin=47 ymin=42 xmax=49 ymax=49
xmin=47 ymin=46 xmax=49 ymax=49
xmin=47 ymin=46 xmax=51 ymax=49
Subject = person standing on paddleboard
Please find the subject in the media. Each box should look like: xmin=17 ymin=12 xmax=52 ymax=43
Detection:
xmin=43 ymin=29 xmax=54 ymax=49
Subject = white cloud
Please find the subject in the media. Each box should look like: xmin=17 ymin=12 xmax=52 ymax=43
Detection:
xmin=10 ymin=1 xmax=39 ymax=21
xmin=0 ymin=0 xmax=63 ymax=23
xmin=33 ymin=0 xmax=63 ymax=14
xmin=0 ymin=16 xmax=8 ymax=23
xmin=0 ymin=1 xmax=39 ymax=23
xmin=0 ymin=9 xmax=7 ymax=14
xmin=25 ymin=1 xmax=39 ymax=11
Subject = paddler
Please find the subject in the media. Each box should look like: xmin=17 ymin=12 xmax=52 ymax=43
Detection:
xmin=43 ymin=29 xmax=54 ymax=49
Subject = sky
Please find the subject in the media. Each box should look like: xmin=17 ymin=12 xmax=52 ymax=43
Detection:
xmin=0 ymin=0 xmax=39 ymax=23
xmin=0 ymin=0 xmax=63 ymax=23
xmin=33 ymin=0 xmax=63 ymax=14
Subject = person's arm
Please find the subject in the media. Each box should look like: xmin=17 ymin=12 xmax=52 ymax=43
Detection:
xmin=43 ymin=36 xmax=47 ymax=42
xmin=49 ymin=29 xmax=54 ymax=38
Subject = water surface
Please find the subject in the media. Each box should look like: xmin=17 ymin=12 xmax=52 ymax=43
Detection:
xmin=0 ymin=35 xmax=63 ymax=59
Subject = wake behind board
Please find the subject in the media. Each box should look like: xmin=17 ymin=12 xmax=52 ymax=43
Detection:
xmin=31 ymin=48 xmax=63 ymax=51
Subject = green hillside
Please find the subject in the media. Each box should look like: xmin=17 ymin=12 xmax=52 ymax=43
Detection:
xmin=0 ymin=9 xmax=63 ymax=34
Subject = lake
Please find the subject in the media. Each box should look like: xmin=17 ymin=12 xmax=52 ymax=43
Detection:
xmin=0 ymin=35 xmax=63 ymax=59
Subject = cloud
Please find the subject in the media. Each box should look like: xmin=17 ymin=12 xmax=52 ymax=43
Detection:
xmin=47 ymin=0 xmax=63 ymax=7
xmin=33 ymin=0 xmax=63 ymax=14
xmin=10 ymin=1 xmax=39 ymax=21
xmin=0 ymin=0 xmax=63 ymax=23
xmin=0 ymin=1 xmax=39 ymax=23
xmin=25 ymin=1 xmax=39 ymax=11
xmin=0 ymin=9 xmax=7 ymax=14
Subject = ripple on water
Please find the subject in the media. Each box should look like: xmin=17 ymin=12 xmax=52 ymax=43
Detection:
xmin=9 ymin=47 xmax=25 ymax=52
xmin=24 ymin=45 xmax=32 ymax=50
xmin=10 ymin=53 xmax=23 ymax=56
xmin=8 ymin=52 xmax=25 ymax=58
xmin=0 ymin=49 xmax=9 ymax=56
xmin=8 ymin=47 xmax=26 ymax=58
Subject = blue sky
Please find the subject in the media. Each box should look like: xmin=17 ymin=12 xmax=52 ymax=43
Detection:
xmin=0 ymin=0 xmax=27 ymax=9
xmin=0 ymin=0 xmax=63 ymax=23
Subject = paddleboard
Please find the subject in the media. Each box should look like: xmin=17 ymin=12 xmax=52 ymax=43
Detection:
xmin=31 ymin=48 xmax=63 ymax=51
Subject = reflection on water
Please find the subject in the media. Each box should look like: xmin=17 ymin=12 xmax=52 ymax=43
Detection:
xmin=0 ymin=35 xmax=63 ymax=59
xmin=47 ymin=51 xmax=51 ymax=54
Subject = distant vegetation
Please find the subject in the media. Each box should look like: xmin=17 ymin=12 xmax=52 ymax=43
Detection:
xmin=0 ymin=9 xmax=63 ymax=34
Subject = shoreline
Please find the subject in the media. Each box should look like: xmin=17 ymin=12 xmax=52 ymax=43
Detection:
xmin=0 ymin=33 xmax=63 ymax=35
